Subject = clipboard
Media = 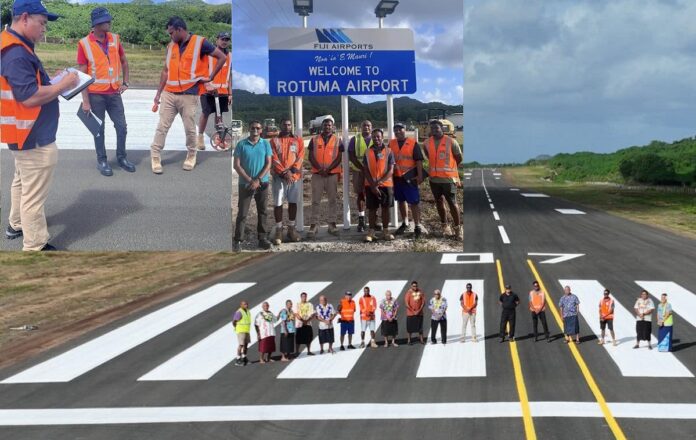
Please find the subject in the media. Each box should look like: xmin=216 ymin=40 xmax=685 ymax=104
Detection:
xmin=76 ymin=107 xmax=103 ymax=138
xmin=50 ymin=68 xmax=94 ymax=100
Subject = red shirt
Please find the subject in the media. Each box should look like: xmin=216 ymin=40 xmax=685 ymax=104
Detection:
xmin=76 ymin=32 xmax=125 ymax=95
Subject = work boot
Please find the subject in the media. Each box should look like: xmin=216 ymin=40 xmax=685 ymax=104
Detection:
xmin=365 ymin=228 xmax=376 ymax=243
xmin=182 ymin=151 xmax=197 ymax=171
xmin=442 ymin=223 xmax=453 ymax=237
xmin=394 ymin=222 xmax=407 ymax=236
xmin=97 ymin=160 xmax=113 ymax=177
xmin=287 ymin=226 xmax=301 ymax=242
xmin=274 ymin=226 xmax=283 ymax=245
xmin=117 ymin=157 xmax=136 ymax=173
xmin=151 ymin=152 xmax=163 ymax=174
xmin=328 ymin=222 xmax=339 ymax=236
xmin=307 ymin=224 xmax=318 ymax=239
xmin=381 ymin=228 xmax=394 ymax=241
xmin=375 ymin=224 xmax=383 ymax=231
xmin=357 ymin=216 xmax=366 ymax=232
xmin=196 ymin=133 xmax=205 ymax=151
xmin=454 ymin=224 xmax=463 ymax=240
xmin=414 ymin=225 xmax=422 ymax=240
xmin=258 ymin=237 xmax=272 ymax=250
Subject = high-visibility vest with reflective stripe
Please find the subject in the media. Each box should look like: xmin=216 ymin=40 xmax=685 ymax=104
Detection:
xmin=660 ymin=303 xmax=673 ymax=326
xmin=389 ymin=137 xmax=417 ymax=177
xmin=78 ymin=32 xmax=122 ymax=93
xmin=427 ymin=136 xmax=459 ymax=181
xmin=340 ymin=298 xmax=356 ymax=321
xmin=461 ymin=291 xmax=477 ymax=313
xmin=271 ymin=135 xmax=304 ymax=182
xmin=599 ymin=298 xmax=614 ymax=320
xmin=359 ymin=295 xmax=377 ymax=320
xmin=164 ymin=34 xmax=209 ymax=95
xmin=0 ymin=31 xmax=41 ymax=150
xmin=207 ymin=51 xmax=230 ymax=94
xmin=349 ymin=134 xmax=371 ymax=171
xmin=530 ymin=291 xmax=545 ymax=311
xmin=311 ymin=134 xmax=341 ymax=174
xmin=364 ymin=146 xmax=393 ymax=187
xmin=235 ymin=308 xmax=251 ymax=333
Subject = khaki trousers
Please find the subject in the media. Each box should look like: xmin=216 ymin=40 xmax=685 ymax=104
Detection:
xmin=9 ymin=143 xmax=58 ymax=251
xmin=310 ymin=173 xmax=339 ymax=224
xmin=462 ymin=312 xmax=476 ymax=339
xmin=150 ymin=91 xmax=198 ymax=154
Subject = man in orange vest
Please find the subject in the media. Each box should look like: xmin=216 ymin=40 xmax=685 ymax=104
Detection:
xmin=529 ymin=280 xmax=550 ymax=342
xmin=307 ymin=117 xmax=344 ymax=239
xmin=459 ymin=283 xmax=478 ymax=343
xmin=77 ymin=7 xmax=135 ymax=176
xmin=359 ymin=286 xmax=378 ymax=348
xmin=337 ymin=291 xmax=356 ymax=350
xmin=348 ymin=120 xmax=372 ymax=232
xmin=196 ymin=31 xmax=231 ymax=151
xmin=150 ymin=16 xmax=226 ymax=174
xmin=1 ymin=0 xmax=79 ymax=251
xmin=424 ymin=120 xmax=463 ymax=240
xmin=598 ymin=288 xmax=616 ymax=346
xmin=390 ymin=123 xmax=425 ymax=239
xmin=271 ymin=118 xmax=304 ymax=244
xmin=363 ymin=128 xmax=395 ymax=242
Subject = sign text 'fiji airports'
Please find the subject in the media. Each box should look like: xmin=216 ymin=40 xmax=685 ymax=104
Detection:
xmin=268 ymin=28 xmax=416 ymax=96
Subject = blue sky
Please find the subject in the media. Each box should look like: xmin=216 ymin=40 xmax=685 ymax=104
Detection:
xmin=232 ymin=0 xmax=464 ymax=105
xmin=465 ymin=0 xmax=696 ymax=163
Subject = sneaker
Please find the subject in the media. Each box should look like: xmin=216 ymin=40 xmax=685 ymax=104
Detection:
xmin=364 ymin=229 xmax=376 ymax=243
xmin=328 ymin=223 xmax=339 ymax=236
xmin=287 ymin=226 xmax=301 ymax=242
xmin=340 ymin=345 xmax=345 ymax=351
xmin=394 ymin=223 xmax=407 ymax=236
xmin=381 ymin=229 xmax=394 ymax=241
xmin=196 ymin=133 xmax=205 ymax=151
xmin=243 ymin=357 xmax=248 ymax=366
xmin=442 ymin=224 xmax=453 ymax=237
xmin=258 ymin=237 xmax=272 ymax=250
xmin=5 ymin=225 xmax=22 ymax=240
xmin=234 ymin=358 xmax=243 ymax=367
xmin=182 ymin=151 xmax=197 ymax=171
xmin=357 ymin=216 xmax=366 ymax=232
xmin=454 ymin=224 xmax=463 ymax=240
xmin=307 ymin=224 xmax=318 ymax=239
xmin=414 ymin=225 xmax=422 ymax=240
xmin=232 ymin=240 xmax=242 ymax=252
xmin=347 ymin=344 xmax=355 ymax=349
xmin=40 ymin=243 xmax=58 ymax=251
xmin=151 ymin=152 xmax=163 ymax=174
xmin=274 ymin=227 xmax=283 ymax=245
xmin=392 ymin=341 xmax=398 ymax=347
xmin=97 ymin=160 xmax=113 ymax=177
xmin=359 ymin=342 xmax=365 ymax=348
xmin=370 ymin=340 xmax=377 ymax=348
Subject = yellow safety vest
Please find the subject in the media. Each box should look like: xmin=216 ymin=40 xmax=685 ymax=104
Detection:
xmin=350 ymin=134 xmax=372 ymax=171
xmin=235 ymin=308 xmax=251 ymax=333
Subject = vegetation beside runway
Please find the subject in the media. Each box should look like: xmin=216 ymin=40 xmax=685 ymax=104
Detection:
xmin=0 ymin=251 xmax=263 ymax=367
xmin=504 ymin=166 xmax=696 ymax=239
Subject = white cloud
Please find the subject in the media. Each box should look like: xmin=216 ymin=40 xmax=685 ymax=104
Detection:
xmin=232 ymin=70 xmax=268 ymax=94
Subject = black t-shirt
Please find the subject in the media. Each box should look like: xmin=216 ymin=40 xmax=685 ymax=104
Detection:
xmin=499 ymin=292 xmax=520 ymax=310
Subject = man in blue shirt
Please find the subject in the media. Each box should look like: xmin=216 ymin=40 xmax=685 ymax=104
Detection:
xmin=233 ymin=120 xmax=273 ymax=251
xmin=1 ymin=0 xmax=79 ymax=250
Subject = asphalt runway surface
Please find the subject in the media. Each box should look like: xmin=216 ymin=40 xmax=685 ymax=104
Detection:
xmin=1 ymin=149 xmax=232 ymax=251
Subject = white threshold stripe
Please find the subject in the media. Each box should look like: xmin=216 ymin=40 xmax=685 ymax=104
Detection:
xmin=489 ymin=203 xmax=495 ymax=209
xmin=521 ymin=193 xmax=549 ymax=198
xmin=416 ymin=280 xmax=486 ymax=377
xmin=277 ymin=280 xmax=408 ymax=379
xmin=493 ymin=211 xmax=500 ymax=221
xmin=139 ymin=282 xmax=331 ymax=381
xmin=635 ymin=281 xmax=696 ymax=329
xmin=2 ymin=402 xmax=695 ymax=425
xmin=510 ymin=188 xmax=520 ymax=191
xmin=555 ymin=209 xmax=586 ymax=215
xmin=1 ymin=283 xmax=255 ymax=384
xmin=498 ymin=226 xmax=511 ymax=244
xmin=558 ymin=280 xmax=692 ymax=378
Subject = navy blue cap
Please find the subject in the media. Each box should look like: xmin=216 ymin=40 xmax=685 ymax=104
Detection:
xmin=91 ymin=7 xmax=112 ymax=27
xmin=217 ymin=31 xmax=231 ymax=39
xmin=13 ymin=0 xmax=60 ymax=21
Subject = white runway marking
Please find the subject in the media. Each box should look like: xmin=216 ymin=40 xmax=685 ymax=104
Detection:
xmin=138 ymin=282 xmax=331 ymax=381
xmin=558 ymin=280 xmax=693 ymax=377
xmin=555 ymin=209 xmax=586 ymax=215
xmin=493 ymin=211 xmax=500 ymax=221
xmin=416 ymin=280 xmax=486 ymax=377
xmin=466 ymin=177 xmax=471 ymax=180
xmin=528 ymin=253 xmax=584 ymax=264
xmin=2 ymin=402 xmax=695 ymax=425
xmin=1 ymin=283 xmax=255 ymax=384
xmin=521 ymin=193 xmax=549 ymax=198
xmin=277 ymin=280 xmax=407 ymax=379
xmin=495 ymin=177 xmax=500 ymax=180
xmin=635 ymin=281 xmax=696 ymax=328
xmin=441 ymin=253 xmax=495 ymax=264
xmin=489 ymin=203 xmax=495 ymax=209
xmin=510 ymin=188 xmax=520 ymax=191
xmin=464 ymin=173 xmax=472 ymax=176
xmin=498 ymin=226 xmax=511 ymax=244
xmin=493 ymin=172 xmax=501 ymax=176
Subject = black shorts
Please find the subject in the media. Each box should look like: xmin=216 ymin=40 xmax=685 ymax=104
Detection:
xmin=430 ymin=181 xmax=457 ymax=203
xmin=366 ymin=186 xmax=394 ymax=209
xmin=600 ymin=319 xmax=614 ymax=331
xmin=200 ymin=94 xmax=229 ymax=116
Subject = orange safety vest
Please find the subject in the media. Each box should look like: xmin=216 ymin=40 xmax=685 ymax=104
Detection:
xmin=359 ymin=295 xmax=377 ymax=320
xmin=78 ymin=32 xmax=122 ymax=93
xmin=207 ymin=51 xmax=230 ymax=94
xmin=364 ymin=146 xmax=393 ymax=188
xmin=599 ymin=298 xmax=614 ymax=320
xmin=271 ymin=135 xmax=304 ymax=182
xmin=389 ymin=137 xmax=417 ymax=177
xmin=164 ymin=34 xmax=209 ymax=95
xmin=530 ymin=291 xmax=545 ymax=312
xmin=340 ymin=298 xmax=356 ymax=321
xmin=461 ymin=291 xmax=477 ymax=314
xmin=311 ymin=134 xmax=342 ymax=174
xmin=0 ymin=31 xmax=41 ymax=150
xmin=427 ymin=136 xmax=459 ymax=181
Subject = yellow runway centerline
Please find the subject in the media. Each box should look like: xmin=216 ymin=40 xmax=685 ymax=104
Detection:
xmin=496 ymin=259 xmax=537 ymax=440
xmin=527 ymin=259 xmax=627 ymax=440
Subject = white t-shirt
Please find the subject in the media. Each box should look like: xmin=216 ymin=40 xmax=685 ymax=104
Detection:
xmin=634 ymin=298 xmax=654 ymax=321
